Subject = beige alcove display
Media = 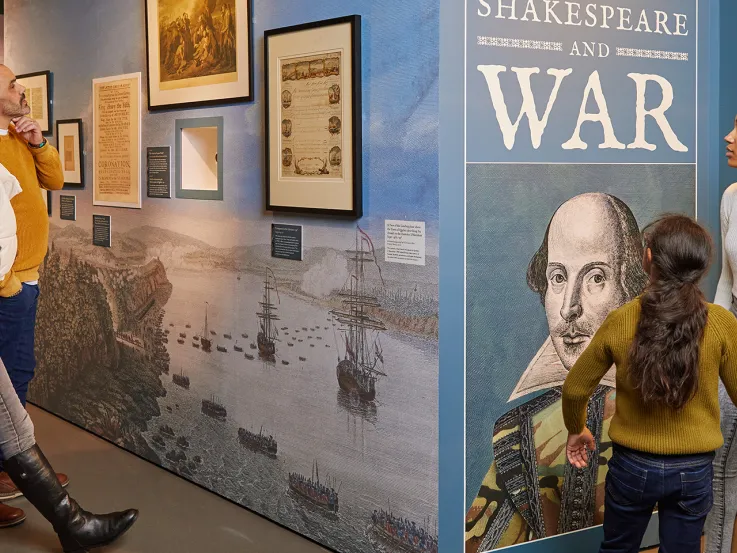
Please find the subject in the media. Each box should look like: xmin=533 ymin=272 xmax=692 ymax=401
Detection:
xmin=175 ymin=117 xmax=224 ymax=201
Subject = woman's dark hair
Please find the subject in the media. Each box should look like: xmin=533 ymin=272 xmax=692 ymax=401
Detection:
xmin=629 ymin=214 xmax=713 ymax=410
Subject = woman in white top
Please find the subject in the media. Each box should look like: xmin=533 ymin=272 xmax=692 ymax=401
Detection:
xmin=706 ymin=115 xmax=737 ymax=553
xmin=0 ymin=168 xmax=138 ymax=552
xmin=0 ymin=163 xmax=20 ymax=287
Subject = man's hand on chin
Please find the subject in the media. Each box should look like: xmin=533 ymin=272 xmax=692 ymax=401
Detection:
xmin=11 ymin=116 xmax=43 ymax=146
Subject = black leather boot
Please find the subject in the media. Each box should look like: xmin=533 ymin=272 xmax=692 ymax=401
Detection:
xmin=5 ymin=445 xmax=138 ymax=553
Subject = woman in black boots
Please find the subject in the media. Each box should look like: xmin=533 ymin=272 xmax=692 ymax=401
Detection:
xmin=0 ymin=355 xmax=138 ymax=552
xmin=0 ymin=357 xmax=138 ymax=552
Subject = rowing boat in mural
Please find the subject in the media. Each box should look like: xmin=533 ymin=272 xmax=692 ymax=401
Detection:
xmin=160 ymin=424 xmax=175 ymax=438
xmin=201 ymin=395 xmax=226 ymax=421
xmin=238 ymin=426 xmax=277 ymax=458
xmin=172 ymin=369 xmax=190 ymax=389
xmin=288 ymin=460 xmax=339 ymax=518
xmin=368 ymin=509 xmax=438 ymax=553
xmin=330 ymin=227 xmax=387 ymax=402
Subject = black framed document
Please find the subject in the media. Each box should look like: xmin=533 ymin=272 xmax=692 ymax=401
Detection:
xmin=56 ymin=119 xmax=84 ymax=189
xmin=16 ymin=71 xmax=52 ymax=133
xmin=264 ymin=16 xmax=362 ymax=218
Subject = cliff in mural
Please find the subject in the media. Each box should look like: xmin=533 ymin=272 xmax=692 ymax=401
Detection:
xmin=31 ymin=235 xmax=172 ymax=463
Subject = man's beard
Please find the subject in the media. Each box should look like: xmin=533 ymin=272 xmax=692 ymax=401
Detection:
xmin=1 ymin=97 xmax=29 ymax=118
xmin=551 ymin=319 xmax=596 ymax=370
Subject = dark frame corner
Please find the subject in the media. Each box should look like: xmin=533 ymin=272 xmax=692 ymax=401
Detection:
xmin=56 ymin=118 xmax=85 ymax=190
xmin=16 ymin=70 xmax=53 ymax=134
xmin=264 ymin=15 xmax=362 ymax=219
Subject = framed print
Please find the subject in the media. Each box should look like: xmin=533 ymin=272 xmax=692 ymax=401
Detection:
xmin=175 ymin=117 xmax=224 ymax=201
xmin=264 ymin=15 xmax=362 ymax=218
xmin=144 ymin=0 xmax=253 ymax=110
xmin=15 ymin=71 xmax=52 ymax=133
xmin=56 ymin=119 xmax=84 ymax=189
xmin=92 ymin=73 xmax=142 ymax=209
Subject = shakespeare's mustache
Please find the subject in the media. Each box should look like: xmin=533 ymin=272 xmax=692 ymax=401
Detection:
xmin=552 ymin=320 xmax=595 ymax=341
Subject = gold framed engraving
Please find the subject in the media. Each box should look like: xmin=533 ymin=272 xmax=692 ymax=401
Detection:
xmin=145 ymin=0 xmax=253 ymax=110
xmin=92 ymin=73 xmax=142 ymax=209
xmin=264 ymin=15 xmax=362 ymax=218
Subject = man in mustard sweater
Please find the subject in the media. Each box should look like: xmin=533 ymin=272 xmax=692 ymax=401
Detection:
xmin=0 ymin=64 xmax=68 ymax=526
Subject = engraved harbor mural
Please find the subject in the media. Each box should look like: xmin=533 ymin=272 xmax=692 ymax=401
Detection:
xmin=29 ymin=222 xmax=438 ymax=553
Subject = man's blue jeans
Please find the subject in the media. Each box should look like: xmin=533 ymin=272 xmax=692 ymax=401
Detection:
xmin=0 ymin=283 xmax=39 ymax=471
xmin=601 ymin=444 xmax=715 ymax=553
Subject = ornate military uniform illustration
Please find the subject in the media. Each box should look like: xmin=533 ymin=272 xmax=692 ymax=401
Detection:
xmin=466 ymin=386 xmax=615 ymax=552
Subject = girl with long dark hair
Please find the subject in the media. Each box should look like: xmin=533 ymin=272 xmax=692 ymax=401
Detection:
xmin=563 ymin=214 xmax=737 ymax=553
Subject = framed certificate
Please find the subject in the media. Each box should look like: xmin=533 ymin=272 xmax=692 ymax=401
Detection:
xmin=264 ymin=16 xmax=362 ymax=218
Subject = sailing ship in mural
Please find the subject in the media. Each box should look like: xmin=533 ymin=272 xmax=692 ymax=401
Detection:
xmin=238 ymin=426 xmax=277 ymax=457
xmin=200 ymin=303 xmax=212 ymax=353
xmin=330 ymin=228 xmax=387 ymax=402
xmin=256 ymin=268 xmax=280 ymax=361
xmin=288 ymin=460 xmax=339 ymax=517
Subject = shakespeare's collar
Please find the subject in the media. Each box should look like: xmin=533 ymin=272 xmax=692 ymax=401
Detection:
xmin=508 ymin=336 xmax=616 ymax=402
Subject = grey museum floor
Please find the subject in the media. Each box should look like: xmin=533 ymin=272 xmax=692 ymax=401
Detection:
xmin=0 ymin=405 xmax=329 ymax=553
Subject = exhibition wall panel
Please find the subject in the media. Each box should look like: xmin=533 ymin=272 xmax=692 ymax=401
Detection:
xmin=441 ymin=0 xmax=726 ymax=552
xmin=5 ymin=1 xmax=439 ymax=552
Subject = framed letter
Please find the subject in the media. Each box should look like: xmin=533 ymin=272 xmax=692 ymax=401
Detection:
xmin=92 ymin=73 xmax=142 ymax=209
xmin=145 ymin=0 xmax=253 ymax=110
xmin=16 ymin=71 xmax=52 ymax=133
xmin=56 ymin=119 xmax=84 ymax=189
xmin=264 ymin=15 xmax=362 ymax=218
